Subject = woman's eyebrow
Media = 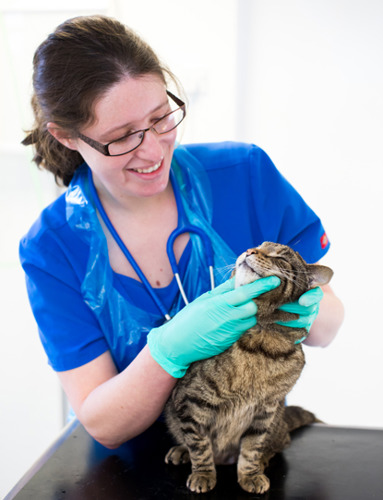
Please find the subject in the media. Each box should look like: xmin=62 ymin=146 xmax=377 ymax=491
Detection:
xmin=99 ymin=99 xmax=169 ymax=140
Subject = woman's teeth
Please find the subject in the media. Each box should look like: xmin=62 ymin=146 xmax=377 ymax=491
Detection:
xmin=133 ymin=161 xmax=162 ymax=174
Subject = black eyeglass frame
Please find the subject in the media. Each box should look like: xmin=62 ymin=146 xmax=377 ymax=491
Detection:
xmin=76 ymin=91 xmax=185 ymax=157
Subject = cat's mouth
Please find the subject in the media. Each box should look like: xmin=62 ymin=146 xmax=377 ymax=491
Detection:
xmin=234 ymin=254 xmax=263 ymax=288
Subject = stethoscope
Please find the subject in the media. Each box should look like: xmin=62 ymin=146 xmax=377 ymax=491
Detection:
xmin=88 ymin=168 xmax=215 ymax=321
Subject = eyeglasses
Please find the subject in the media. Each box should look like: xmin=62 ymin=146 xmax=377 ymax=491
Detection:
xmin=76 ymin=91 xmax=186 ymax=157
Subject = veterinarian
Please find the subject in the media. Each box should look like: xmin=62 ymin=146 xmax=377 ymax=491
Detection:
xmin=19 ymin=15 xmax=344 ymax=449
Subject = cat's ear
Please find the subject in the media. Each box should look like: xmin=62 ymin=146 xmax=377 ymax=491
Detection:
xmin=307 ymin=264 xmax=334 ymax=288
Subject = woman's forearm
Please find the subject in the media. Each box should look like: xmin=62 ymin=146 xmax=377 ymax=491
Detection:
xmin=304 ymin=285 xmax=344 ymax=347
xmin=77 ymin=346 xmax=177 ymax=448
xmin=66 ymin=284 xmax=343 ymax=448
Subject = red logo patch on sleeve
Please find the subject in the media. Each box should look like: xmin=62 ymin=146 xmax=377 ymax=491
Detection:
xmin=320 ymin=232 xmax=329 ymax=249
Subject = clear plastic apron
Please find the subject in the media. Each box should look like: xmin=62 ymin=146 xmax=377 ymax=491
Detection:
xmin=65 ymin=145 xmax=237 ymax=371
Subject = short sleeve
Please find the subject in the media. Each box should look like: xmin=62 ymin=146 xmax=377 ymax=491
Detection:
xmin=19 ymin=223 xmax=109 ymax=372
xmin=184 ymin=142 xmax=330 ymax=264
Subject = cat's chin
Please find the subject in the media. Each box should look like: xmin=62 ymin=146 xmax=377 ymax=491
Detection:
xmin=234 ymin=266 xmax=262 ymax=288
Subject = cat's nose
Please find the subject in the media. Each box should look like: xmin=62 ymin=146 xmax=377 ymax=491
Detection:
xmin=246 ymin=248 xmax=258 ymax=256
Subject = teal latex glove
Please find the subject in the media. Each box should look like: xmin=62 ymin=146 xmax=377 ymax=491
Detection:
xmin=147 ymin=276 xmax=280 ymax=377
xmin=277 ymin=287 xmax=324 ymax=341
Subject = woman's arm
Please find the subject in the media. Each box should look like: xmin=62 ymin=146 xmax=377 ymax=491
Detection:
xmin=58 ymin=346 xmax=176 ymax=449
xmin=304 ymin=284 xmax=344 ymax=347
xmin=58 ymin=279 xmax=341 ymax=449
xmin=58 ymin=276 xmax=282 ymax=449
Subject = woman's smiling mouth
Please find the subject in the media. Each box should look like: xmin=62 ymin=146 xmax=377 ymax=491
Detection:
xmin=132 ymin=159 xmax=163 ymax=174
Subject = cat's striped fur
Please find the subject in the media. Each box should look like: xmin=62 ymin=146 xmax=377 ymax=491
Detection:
xmin=164 ymin=242 xmax=333 ymax=494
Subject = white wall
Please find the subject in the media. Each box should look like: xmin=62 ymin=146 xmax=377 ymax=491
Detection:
xmin=0 ymin=3 xmax=108 ymax=497
xmin=233 ymin=0 xmax=383 ymax=428
xmin=1 ymin=0 xmax=382 ymax=496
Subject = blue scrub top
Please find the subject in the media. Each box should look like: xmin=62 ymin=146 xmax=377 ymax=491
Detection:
xmin=19 ymin=142 xmax=329 ymax=372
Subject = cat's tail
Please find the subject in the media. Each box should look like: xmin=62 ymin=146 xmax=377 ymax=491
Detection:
xmin=284 ymin=405 xmax=323 ymax=432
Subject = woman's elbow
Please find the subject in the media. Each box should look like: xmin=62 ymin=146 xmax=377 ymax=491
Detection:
xmin=306 ymin=295 xmax=345 ymax=347
xmin=76 ymin=409 xmax=129 ymax=449
xmin=82 ymin=422 xmax=128 ymax=449
xmin=96 ymin=437 xmax=124 ymax=450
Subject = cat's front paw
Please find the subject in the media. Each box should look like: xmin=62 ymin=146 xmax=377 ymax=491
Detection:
xmin=165 ymin=445 xmax=190 ymax=465
xmin=187 ymin=471 xmax=217 ymax=493
xmin=238 ymin=473 xmax=270 ymax=494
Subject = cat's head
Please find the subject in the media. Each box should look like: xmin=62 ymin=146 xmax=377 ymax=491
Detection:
xmin=233 ymin=242 xmax=333 ymax=306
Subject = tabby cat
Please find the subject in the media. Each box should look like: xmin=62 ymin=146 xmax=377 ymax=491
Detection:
xmin=164 ymin=242 xmax=333 ymax=494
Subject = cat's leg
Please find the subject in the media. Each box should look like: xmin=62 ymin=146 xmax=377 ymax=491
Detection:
xmin=237 ymin=432 xmax=271 ymax=494
xmin=184 ymin=431 xmax=217 ymax=493
xmin=237 ymin=407 xmax=282 ymax=495
xmin=263 ymin=414 xmax=291 ymax=463
xmin=165 ymin=445 xmax=190 ymax=464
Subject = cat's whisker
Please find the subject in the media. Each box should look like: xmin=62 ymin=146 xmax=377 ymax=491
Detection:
xmin=255 ymin=264 xmax=306 ymax=287
xmin=215 ymin=263 xmax=236 ymax=280
xmin=217 ymin=263 xmax=236 ymax=273
xmin=283 ymin=273 xmax=306 ymax=287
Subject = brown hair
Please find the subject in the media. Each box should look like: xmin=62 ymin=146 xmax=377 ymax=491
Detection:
xmin=23 ymin=15 xmax=178 ymax=186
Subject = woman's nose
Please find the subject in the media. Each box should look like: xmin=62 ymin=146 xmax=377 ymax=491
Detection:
xmin=135 ymin=127 xmax=164 ymax=160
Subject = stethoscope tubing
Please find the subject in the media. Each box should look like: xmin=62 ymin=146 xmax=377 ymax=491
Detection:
xmin=166 ymin=225 xmax=215 ymax=305
xmin=87 ymin=169 xmax=171 ymax=320
xmin=87 ymin=168 xmax=215 ymax=320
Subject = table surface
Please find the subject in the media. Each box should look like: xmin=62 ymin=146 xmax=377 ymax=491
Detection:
xmin=6 ymin=419 xmax=383 ymax=500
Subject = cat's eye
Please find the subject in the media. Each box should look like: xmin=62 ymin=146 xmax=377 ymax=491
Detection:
xmin=268 ymin=252 xmax=283 ymax=258
xmin=269 ymin=252 xmax=289 ymax=262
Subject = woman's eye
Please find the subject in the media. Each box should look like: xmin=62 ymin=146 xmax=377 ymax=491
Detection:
xmin=111 ymin=131 xmax=136 ymax=143
xmin=153 ymin=108 xmax=171 ymax=123
xmin=151 ymin=117 xmax=164 ymax=126
xmin=111 ymin=136 xmax=127 ymax=144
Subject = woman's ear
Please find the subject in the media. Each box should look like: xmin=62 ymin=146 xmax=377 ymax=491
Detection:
xmin=47 ymin=122 xmax=78 ymax=151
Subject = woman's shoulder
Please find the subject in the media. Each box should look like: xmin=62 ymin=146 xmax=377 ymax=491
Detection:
xmin=19 ymin=192 xmax=80 ymax=265
xmin=181 ymin=141 xmax=273 ymax=173
xmin=21 ymin=193 xmax=67 ymax=244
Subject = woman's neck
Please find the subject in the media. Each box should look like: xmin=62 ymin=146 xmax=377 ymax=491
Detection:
xmin=92 ymin=177 xmax=187 ymax=287
xmin=95 ymin=179 xmax=174 ymax=222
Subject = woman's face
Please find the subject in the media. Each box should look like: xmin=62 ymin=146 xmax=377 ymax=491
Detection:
xmin=72 ymin=75 xmax=178 ymax=205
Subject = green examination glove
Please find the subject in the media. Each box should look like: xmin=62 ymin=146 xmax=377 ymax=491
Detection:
xmin=277 ymin=287 xmax=324 ymax=338
xmin=147 ymin=276 xmax=280 ymax=377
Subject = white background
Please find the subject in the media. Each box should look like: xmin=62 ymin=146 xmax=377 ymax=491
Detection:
xmin=1 ymin=0 xmax=382 ymax=497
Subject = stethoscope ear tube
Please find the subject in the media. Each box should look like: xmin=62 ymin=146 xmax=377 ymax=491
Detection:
xmin=166 ymin=225 xmax=215 ymax=306
xmin=166 ymin=225 xmax=214 ymax=268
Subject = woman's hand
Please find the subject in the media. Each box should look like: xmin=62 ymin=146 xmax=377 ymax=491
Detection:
xmin=147 ymin=276 xmax=280 ymax=377
xmin=276 ymin=287 xmax=324 ymax=333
